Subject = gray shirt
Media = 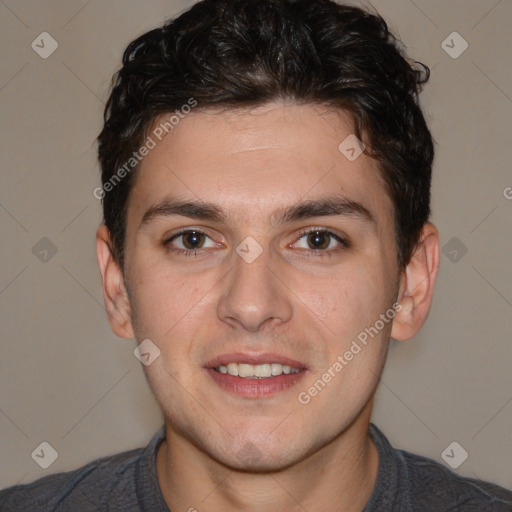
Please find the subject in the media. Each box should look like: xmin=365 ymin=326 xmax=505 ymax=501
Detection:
xmin=1 ymin=423 xmax=511 ymax=511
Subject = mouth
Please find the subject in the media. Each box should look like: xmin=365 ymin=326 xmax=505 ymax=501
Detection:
xmin=204 ymin=353 xmax=307 ymax=398
xmin=214 ymin=362 xmax=300 ymax=378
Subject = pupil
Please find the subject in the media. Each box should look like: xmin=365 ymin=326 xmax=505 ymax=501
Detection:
xmin=308 ymin=231 xmax=328 ymax=250
xmin=183 ymin=231 xmax=203 ymax=249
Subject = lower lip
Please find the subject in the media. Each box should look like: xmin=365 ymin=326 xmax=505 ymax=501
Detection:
xmin=206 ymin=368 xmax=306 ymax=398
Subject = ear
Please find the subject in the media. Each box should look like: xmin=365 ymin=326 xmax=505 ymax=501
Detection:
xmin=96 ymin=224 xmax=135 ymax=339
xmin=391 ymin=222 xmax=440 ymax=341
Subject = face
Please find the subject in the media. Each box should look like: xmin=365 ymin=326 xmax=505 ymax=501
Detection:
xmin=120 ymin=102 xmax=401 ymax=471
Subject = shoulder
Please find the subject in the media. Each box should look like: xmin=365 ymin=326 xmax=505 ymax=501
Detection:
xmin=368 ymin=423 xmax=512 ymax=511
xmin=0 ymin=446 xmax=145 ymax=512
xmin=399 ymin=446 xmax=512 ymax=511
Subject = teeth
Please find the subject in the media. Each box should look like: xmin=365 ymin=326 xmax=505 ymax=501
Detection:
xmin=216 ymin=363 xmax=300 ymax=378
xmin=271 ymin=363 xmax=281 ymax=376
xmin=255 ymin=364 xmax=271 ymax=378
xmin=238 ymin=363 xmax=254 ymax=378
xmin=227 ymin=363 xmax=239 ymax=376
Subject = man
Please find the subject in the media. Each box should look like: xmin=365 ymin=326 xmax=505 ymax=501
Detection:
xmin=1 ymin=0 xmax=511 ymax=510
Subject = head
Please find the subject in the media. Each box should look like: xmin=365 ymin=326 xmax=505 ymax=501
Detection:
xmin=96 ymin=0 xmax=439 ymax=471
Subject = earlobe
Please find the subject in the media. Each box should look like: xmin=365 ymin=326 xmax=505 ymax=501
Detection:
xmin=96 ymin=224 xmax=135 ymax=339
xmin=391 ymin=223 xmax=440 ymax=341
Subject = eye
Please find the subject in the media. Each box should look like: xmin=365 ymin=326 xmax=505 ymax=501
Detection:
xmin=292 ymin=229 xmax=348 ymax=255
xmin=164 ymin=229 xmax=219 ymax=257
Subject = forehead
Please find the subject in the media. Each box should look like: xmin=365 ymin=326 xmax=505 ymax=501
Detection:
xmin=126 ymin=102 xmax=393 ymax=231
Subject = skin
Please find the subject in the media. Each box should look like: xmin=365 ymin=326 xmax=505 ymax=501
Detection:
xmin=97 ymin=101 xmax=440 ymax=511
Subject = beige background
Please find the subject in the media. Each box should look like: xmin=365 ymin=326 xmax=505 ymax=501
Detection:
xmin=1 ymin=0 xmax=511 ymax=491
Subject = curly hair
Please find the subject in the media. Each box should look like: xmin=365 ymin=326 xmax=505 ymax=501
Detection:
xmin=97 ymin=0 xmax=434 ymax=271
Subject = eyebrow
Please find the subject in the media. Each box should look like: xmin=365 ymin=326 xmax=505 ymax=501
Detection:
xmin=139 ymin=195 xmax=375 ymax=229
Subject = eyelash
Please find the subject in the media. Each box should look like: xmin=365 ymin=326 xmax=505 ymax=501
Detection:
xmin=292 ymin=228 xmax=349 ymax=257
xmin=163 ymin=227 xmax=349 ymax=258
xmin=163 ymin=229 xmax=218 ymax=258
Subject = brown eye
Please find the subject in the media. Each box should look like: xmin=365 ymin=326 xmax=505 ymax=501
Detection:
xmin=292 ymin=228 xmax=348 ymax=256
xmin=306 ymin=231 xmax=331 ymax=250
xmin=181 ymin=230 xmax=206 ymax=249
xmin=165 ymin=229 xmax=218 ymax=255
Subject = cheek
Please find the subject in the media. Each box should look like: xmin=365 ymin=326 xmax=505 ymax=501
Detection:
xmin=129 ymin=272 xmax=205 ymax=388
xmin=299 ymin=264 xmax=390 ymax=343
xmin=128 ymin=264 xmax=205 ymax=340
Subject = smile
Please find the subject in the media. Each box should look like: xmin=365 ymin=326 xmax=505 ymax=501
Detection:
xmin=214 ymin=363 xmax=301 ymax=378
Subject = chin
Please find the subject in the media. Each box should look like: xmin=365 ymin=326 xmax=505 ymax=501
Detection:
xmin=205 ymin=427 xmax=314 ymax=474
xmin=216 ymin=445 xmax=304 ymax=474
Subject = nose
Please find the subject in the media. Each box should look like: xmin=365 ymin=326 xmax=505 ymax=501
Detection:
xmin=216 ymin=242 xmax=293 ymax=332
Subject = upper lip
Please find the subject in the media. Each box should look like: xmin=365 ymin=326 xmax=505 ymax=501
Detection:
xmin=205 ymin=352 xmax=307 ymax=370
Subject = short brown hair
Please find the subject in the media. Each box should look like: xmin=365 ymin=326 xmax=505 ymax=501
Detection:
xmin=97 ymin=0 xmax=434 ymax=271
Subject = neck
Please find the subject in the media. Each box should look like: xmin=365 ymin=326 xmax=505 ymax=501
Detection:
xmin=156 ymin=405 xmax=379 ymax=512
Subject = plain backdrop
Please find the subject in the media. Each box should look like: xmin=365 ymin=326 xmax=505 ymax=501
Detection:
xmin=1 ymin=0 xmax=511 ymax=491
